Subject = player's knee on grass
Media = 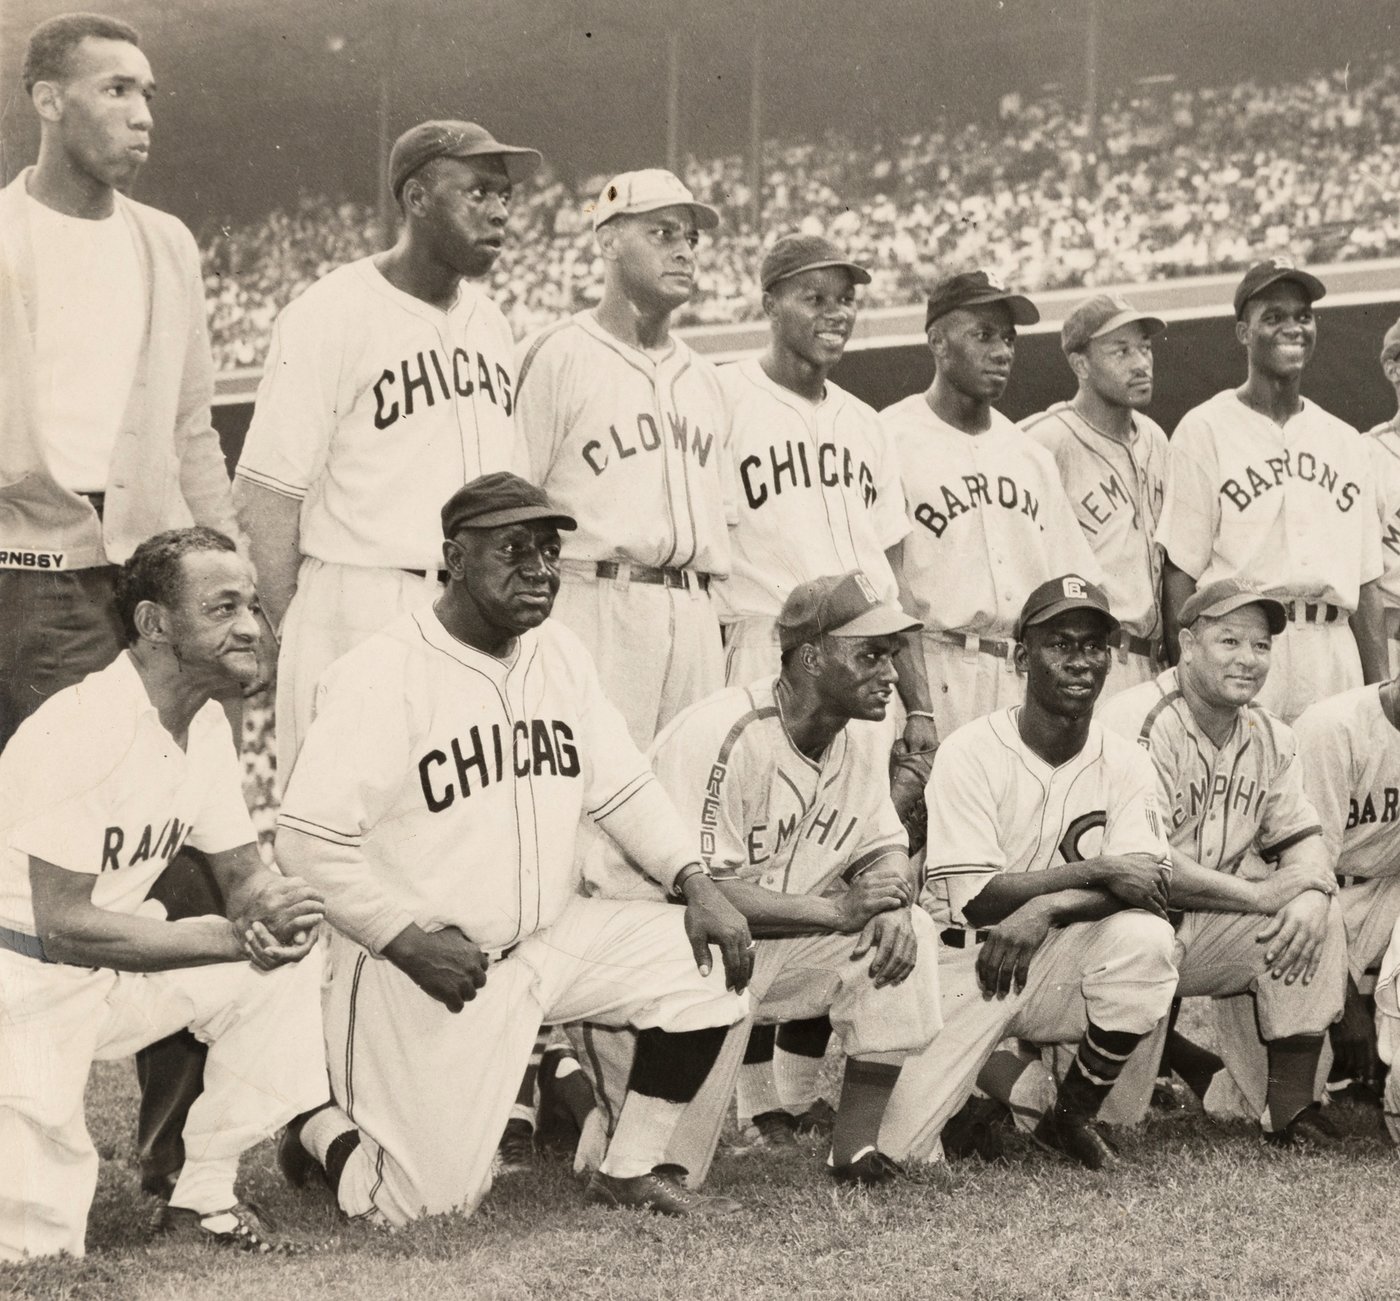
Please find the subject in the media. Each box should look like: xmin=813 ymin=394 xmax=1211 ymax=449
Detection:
xmin=627 ymin=1025 xmax=729 ymax=1103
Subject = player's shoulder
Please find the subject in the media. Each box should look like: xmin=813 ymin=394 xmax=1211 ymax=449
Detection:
xmin=1172 ymin=389 xmax=1236 ymax=436
xmin=270 ymin=257 xmax=376 ymax=329
xmin=114 ymin=190 xmax=198 ymax=261
xmin=651 ymin=678 xmax=777 ymax=760
xmin=1097 ymin=671 xmax=1185 ymax=746
xmin=878 ymin=392 xmax=930 ymax=425
xmin=515 ymin=312 xmax=595 ymax=385
xmin=1293 ymin=681 xmax=1381 ymax=742
xmin=318 ymin=608 xmax=428 ymax=690
xmin=1018 ymin=402 xmax=1076 ymax=447
xmin=1300 ymin=398 xmax=1361 ymax=441
xmin=821 ymin=375 xmax=879 ymax=421
xmin=1094 ymin=719 xmax=1159 ymax=782
xmin=1239 ymin=699 xmax=1300 ymax=767
xmin=937 ymin=709 xmax=1012 ymax=766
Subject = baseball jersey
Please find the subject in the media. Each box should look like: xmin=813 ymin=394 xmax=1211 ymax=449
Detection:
xmin=235 ymin=257 xmax=517 ymax=571
xmin=1295 ymin=684 xmax=1400 ymax=879
xmin=715 ymin=359 xmax=907 ymax=620
xmin=1098 ymin=668 xmax=1321 ymax=875
xmin=881 ymin=397 xmax=1103 ymax=636
xmin=921 ymin=707 xmax=1167 ymax=927
xmin=0 ymin=653 xmax=253 ymax=932
xmin=277 ymin=606 xmax=698 ymax=954
xmin=1020 ymin=403 xmax=1168 ymax=641
xmin=1156 ymin=390 xmax=1381 ymax=608
xmin=1368 ymin=425 xmax=1400 ymax=607
xmin=515 ymin=312 xmax=731 ymax=575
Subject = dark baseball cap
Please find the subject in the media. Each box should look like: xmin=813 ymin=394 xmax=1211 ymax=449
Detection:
xmin=778 ymin=571 xmax=922 ymax=653
xmin=925 ymin=268 xmax=1039 ymax=332
xmin=441 ymin=472 xmax=576 ymax=538
xmin=760 ymin=234 xmax=871 ymax=292
xmin=1015 ymin=574 xmax=1119 ymax=641
xmin=390 ymin=120 xmax=542 ymax=199
xmin=1233 ymin=258 xmax=1326 ymax=319
xmin=1061 ymin=294 xmax=1165 ymax=355
xmin=1381 ymin=317 xmax=1400 ymax=365
xmin=1179 ymin=579 xmax=1287 ymax=636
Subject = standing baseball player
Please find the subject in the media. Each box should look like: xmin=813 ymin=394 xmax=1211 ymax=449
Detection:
xmin=1096 ymin=580 xmax=1347 ymax=1143
xmin=1021 ymin=295 xmax=1168 ymax=702
xmin=514 ymin=169 xmax=729 ymax=749
xmin=0 ymin=528 xmax=327 ymax=1260
xmin=882 ymin=270 xmax=1104 ymax=760
xmin=579 ymin=571 xmax=943 ymax=1187
xmin=1157 ymin=259 xmax=1386 ymax=723
xmin=879 ymin=576 xmax=1178 ymax=1171
xmin=274 ymin=473 xmax=756 ymax=1223
xmin=1365 ymin=319 xmax=1400 ymax=675
xmin=233 ymin=119 xmax=540 ymax=782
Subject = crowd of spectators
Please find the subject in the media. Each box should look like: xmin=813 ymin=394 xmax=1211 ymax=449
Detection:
xmin=202 ymin=57 xmax=1400 ymax=370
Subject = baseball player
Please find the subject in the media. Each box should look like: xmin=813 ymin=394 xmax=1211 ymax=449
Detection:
xmin=578 ymin=571 xmax=942 ymax=1187
xmin=515 ymin=169 xmax=730 ymax=750
xmin=1096 ymin=580 xmax=1347 ymax=1143
xmin=0 ymin=528 xmax=327 ymax=1260
xmin=879 ymin=576 xmax=1178 ymax=1171
xmin=233 ymin=119 xmax=540 ymax=783
xmin=274 ymin=473 xmax=756 ymax=1224
xmin=1372 ymin=916 xmax=1400 ymax=1139
xmin=1021 ymin=295 xmax=1169 ymax=702
xmin=1365 ymin=319 xmax=1400 ymax=675
xmin=882 ymin=270 xmax=1104 ymax=761
xmin=1157 ymin=259 xmax=1387 ymax=724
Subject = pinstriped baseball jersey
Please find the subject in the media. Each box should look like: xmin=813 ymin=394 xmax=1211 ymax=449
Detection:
xmin=1020 ymin=403 xmax=1168 ymax=641
xmin=1156 ymin=390 xmax=1382 ymax=607
xmin=716 ymin=359 xmax=907 ymax=619
xmin=1097 ymin=668 xmax=1321 ymax=873
xmin=920 ymin=708 xmax=1167 ymax=927
xmin=1368 ymin=426 xmax=1400 ymax=607
xmin=1294 ymin=684 xmax=1400 ymax=879
xmin=235 ymin=259 xmax=517 ymax=570
xmin=514 ymin=312 xmax=731 ymax=574
xmin=881 ymin=398 xmax=1103 ymax=636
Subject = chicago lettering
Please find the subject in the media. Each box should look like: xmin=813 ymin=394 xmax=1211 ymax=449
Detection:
xmin=739 ymin=441 xmax=877 ymax=509
xmin=1347 ymin=787 xmax=1400 ymax=828
xmin=581 ymin=412 xmax=715 ymax=476
xmin=100 ymin=817 xmax=192 ymax=872
xmin=419 ymin=719 xmax=579 ymax=812
xmin=914 ymin=475 xmax=1041 ymax=538
xmin=0 ymin=550 xmax=63 ymax=569
xmin=373 ymin=346 xmax=513 ymax=429
xmin=1220 ymin=452 xmax=1359 ymax=513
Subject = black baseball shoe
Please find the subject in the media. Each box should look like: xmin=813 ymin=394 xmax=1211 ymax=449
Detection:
xmin=791 ymin=1098 xmax=837 ymax=1136
xmin=152 ymin=1200 xmax=293 ymax=1254
xmin=941 ymin=1094 xmax=1011 ymax=1162
xmin=828 ymin=1146 xmax=902 ymax=1187
xmin=277 ymin=1106 xmax=330 ymax=1189
xmin=495 ymin=1117 xmax=536 ymax=1175
xmin=585 ymin=1165 xmax=741 ymax=1216
xmin=1263 ymin=1103 xmax=1342 ymax=1151
xmin=1031 ymin=1110 xmax=1121 ymax=1171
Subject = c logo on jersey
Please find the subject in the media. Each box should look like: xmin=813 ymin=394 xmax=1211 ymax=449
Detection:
xmin=1057 ymin=811 xmax=1107 ymax=863
xmin=581 ymin=413 xmax=715 ymax=477
xmin=739 ymin=441 xmax=877 ymax=510
xmin=373 ymin=346 xmax=514 ymax=430
xmin=913 ymin=474 xmax=1042 ymax=538
xmin=100 ymin=817 xmax=193 ymax=873
xmin=418 ymin=720 xmax=580 ymax=812
xmin=1219 ymin=453 xmax=1360 ymax=515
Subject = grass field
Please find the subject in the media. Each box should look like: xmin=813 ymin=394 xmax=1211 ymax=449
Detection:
xmin=4 ymin=1055 xmax=1398 ymax=1301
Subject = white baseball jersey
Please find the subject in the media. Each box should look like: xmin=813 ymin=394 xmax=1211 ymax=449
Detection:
xmin=235 ymin=257 xmax=517 ymax=570
xmin=276 ymin=606 xmax=699 ymax=953
xmin=1368 ymin=425 xmax=1400 ymax=607
xmin=881 ymin=397 xmax=1103 ymax=636
xmin=715 ymin=359 xmax=907 ymax=620
xmin=1020 ymin=403 xmax=1168 ymax=641
xmin=1098 ymin=668 xmax=1321 ymax=873
xmin=921 ymin=707 xmax=1168 ymax=927
xmin=1295 ymin=684 xmax=1400 ymax=879
xmin=0 ymin=653 xmax=252 ymax=932
xmin=1156 ymin=390 xmax=1382 ymax=607
xmin=515 ymin=312 xmax=731 ymax=574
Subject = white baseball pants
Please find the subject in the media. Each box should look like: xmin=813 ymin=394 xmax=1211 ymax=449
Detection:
xmin=1251 ymin=619 xmax=1361 ymax=725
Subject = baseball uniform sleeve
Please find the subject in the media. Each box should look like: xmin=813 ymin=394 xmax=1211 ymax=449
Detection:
xmin=1102 ymin=737 xmax=1170 ymax=858
xmin=1257 ymin=727 xmax=1323 ymax=860
xmin=869 ymin=410 xmax=911 ymax=550
xmin=1357 ymin=470 xmax=1385 ymax=585
xmin=647 ymin=709 xmax=749 ymax=877
xmin=920 ymin=728 xmax=1006 ymax=926
xmin=514 ymin=328 xmax=573 ymax=484
xmin=1155 ymin=409 xmax=1218 ymax=580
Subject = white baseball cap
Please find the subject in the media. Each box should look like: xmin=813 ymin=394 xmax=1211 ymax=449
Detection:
xmin=591 ymin=169 xmax=720 ymax=232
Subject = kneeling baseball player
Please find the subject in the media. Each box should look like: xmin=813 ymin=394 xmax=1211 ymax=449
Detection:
xmin=274 ymin=474 xmax=754 ymax=1224
xmin=879 ymin=576 xmax=1179 ymax=1171
xmin=0 ymin=529 xmax=328 ymax=1260
xmin=578 ymin=571 xmax=942 ymax=1187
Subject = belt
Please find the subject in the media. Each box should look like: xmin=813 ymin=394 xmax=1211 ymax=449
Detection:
xmin=593 ymin=560 xmax=712 ymax=592
xmin=403 ymin=568 xmax=450 ymax=584
xmin=940 ymin=927 xmax=990 ymax=949
xmin=1280 ymin=600 xmax=1344 ymax=625
xmin=0 ymin=924 xmax=52 ymax=963
xmin=924 ymin=629 xmax=1014 ymax=660
xmin=1116 ymin=633 xmax=1156 ymax=661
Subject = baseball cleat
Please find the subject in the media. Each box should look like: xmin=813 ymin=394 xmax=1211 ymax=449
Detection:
xmin=791 ymin=1098 xmax=837 ymax=1136
xmin=277 ymin=1106 xmax=328 ymax=1189
xmin=495 ymin=1116 xmax=536 ymax=1175
xmin=1031 ymin=1111 xmax=1121 ymax=1171
xmin=940 ymin=1094 xmax=1010 ymax=1162
xmin=584 ymin=1165 xmax=741 ymax=1216
xmin=1263 ymin=1103 xmax=1342 ymax=1151
xmin=827 ymin=1146 xmax=902 ymax=1186
xmin=537 ymin=1047 xmax=595 ymax=1154
xmin=152 ymin=1200 xmax=293 ymax=1254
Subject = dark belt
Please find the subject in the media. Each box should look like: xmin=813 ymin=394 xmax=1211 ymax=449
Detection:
xmin=1119 ymin=633 xmax=1156 ymax=659
xmin=940 ymin=927 xmax=990 ymax=949
xmin=403 ymin=568 xmax=450 ymax=584
xmin=0 ymin=924 xmax=52 ymax=963
xmin=925 ymin=630 xmax=1014 ymax=660
xmin=593 ymin=560 xmax=712 ymax=592
xmin=80 ymin=491 xmax=105 ymax=521
xmin=1281 ymin=600 xmax=1344 ymax=625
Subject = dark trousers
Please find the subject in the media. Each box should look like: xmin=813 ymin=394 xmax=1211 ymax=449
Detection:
xmin=1 ymin=565 xmax=216 ymax=1191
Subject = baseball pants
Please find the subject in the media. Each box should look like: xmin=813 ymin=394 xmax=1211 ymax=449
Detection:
xmin=0 ymin=945 xmax=325 ymax=1261
xmin=323 ymin=897 xmax=746 ymax=1227
xmin=551 ymin=567 xmax=724 ymax=749
xmin=918 ymin=635 xmax=1025 ymax=739
xmin=878 ymin=911 xmax=1177 ymax=1162
xmin=1098 ymin=900 xmax=1347 ymax=1126
xmin=1374 ymin=915 xmax=1400 ymax=1140
xmin=722 ymin=616 xmax=782 ymax=690
xmin=1251 ymin=619 xmax=1361 ymax=725
xmin=1385 ymin=606 xmax=1400 ymax=680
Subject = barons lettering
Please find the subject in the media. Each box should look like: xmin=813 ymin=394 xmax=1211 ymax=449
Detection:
xmin=914 ymin=474 xmax=1041 ymax=538
xmin=739 ymin=441 xmax=877 ymax=510
xmin=100 ymin=817 xmax=193 ymax=872
xmin=1347 ymin=787 xmax=1400 ymax=829
xmin=373 ymin=346 xmax=513 ymax=430
xmin=581 ymin=412 xmax=715 ymax=476
xmin=0 ymin=550 xmax=64 ymax=569
xmin=419 ymin=719 xmax=580 ymax=811
xmin=1220 ymin=452 xmax=1360 ymax=514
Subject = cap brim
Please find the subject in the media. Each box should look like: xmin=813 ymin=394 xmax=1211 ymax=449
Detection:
xmin=945 ymin=291 xmax=1041 ymax=326
xmin=596 ymin=200 xmax=721 ymax=232
xmin=450 ymin=145 xmax=542 ymax=183
xmin=826 ymin=605 xmax=923 ymax=640
xmin=1018 ymin=599 xmax=1120 ymax=639
xmin=765 ymin=259 xmax=872 ymax=290
xmin=453 ymin=505 xmax=577 ymax=531
xmin=1237 ymin=270 xmax=1327 ymax=316
xmin=1191 ymin=593 xmax=1287 ymax=636
xmin=1090 ymin=310 xmax=1166 ymax=342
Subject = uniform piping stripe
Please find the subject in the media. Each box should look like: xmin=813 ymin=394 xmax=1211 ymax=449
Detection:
xmin=344 ymin=950 xmax=367 ymax=1119
xmin=276 ymin=816 xmax=362 ymax=848
xmin=666 ymin=360 xmax=698 ymax=569
xmin=715 ymin=705 xmax=781 ymax=768
xmin=591 ymin=774 xmax=653 ymax=822
xmin=515 ymin=317 xmax=579 ymax=395
xmin=775 ymin=767 xmax=811 ymax=816
xmin=233 ymin=466 xmax=307 ymax=500
xmin=1261 ymin=824 xmax=1324 ymax=861
xmin=924 ymin=863 xmax=1001 ymax=879
xmin=367 ymin=1148 xmax=386 ymax=1217
xmin=581 ymin=1025 xmax=618 ymax=1132
xmin=1137 ymin=686 xmax=1184 ymax=749
xmin=842 ymin=842 xmax=906 ymax=883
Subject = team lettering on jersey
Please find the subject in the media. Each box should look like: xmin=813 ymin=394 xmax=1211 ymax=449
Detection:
xmin=738 ymin=441 xmax=877 ymax=510
xmin=1381 ymin=507 xmax=1400 ymax=559
xmin=1172 ymin=770 xmax=1266 ymax=832
xmin=1078 ymin=472 xmax=1161 ymax=531
xmin=912 ymin=474 xmax=1041 ymax=538
xmin=418 ymin=719 xmax=580 ymax=812
xmin=1347 ymin=787 xmax=1400 ymax=829
xmin=580 ymin=411 xmax=716 ymax=477
xmin=100 ymin=817 xmax=193 ymax=872
xmin=0 ymin=551 xmax=64 ymax=569
xmin=697 ymin=759 xmax=859 ymax=866
xmin=372 ymin=345 xmax=514 ymax=430
xmin=1220 ymin=452 xmax=1360 ymax=514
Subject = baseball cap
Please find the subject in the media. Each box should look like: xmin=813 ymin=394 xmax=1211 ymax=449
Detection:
xmin=1381 ymin=317 xmax=1400 ymax=365
xmin=1178 ymin=579 xmax=1287 ymax=636
xmin=441 ymin=472 xmax=577 ymax=538
xmin=591 ymin=169 xmax=720 ymax=232
xmin=1014 ymin=575 xmax=1119 ymax=642
xmin=760 ymin=234 xmax=871 ymax=292
xmin=924 ymin=268 xmax=1039 ymax=332
xmin=777 ymin=572 xmax=922 ymax=653
xmin=1061 ymin=294 xmax=1165 ymax=355
xmin=1232 ymin=258 xmax=1326 ymax=319
xmin=389 ymin=120 xmax=542 ymax=199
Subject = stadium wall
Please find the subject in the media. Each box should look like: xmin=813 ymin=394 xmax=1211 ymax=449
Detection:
xmin=211 ymin=259 xmax=1400 ymax=471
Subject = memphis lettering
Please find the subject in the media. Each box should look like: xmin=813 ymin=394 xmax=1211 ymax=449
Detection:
xmin=373 ymin=346 xmax=513 ymax=429
xmin=739 ymin=441 xmax=877 ymax=509
xmin=913 ymin=475 xmax=1040 ymax=538
xmin=1172 ymin=771 xmax=1266 ymax=831
xmin=581 ymin=413 xmax=715 ymax=476
xmin=1219 ymin=453 xmax=1360 ymax=513
xmin=418 ymin=720 xmax=580 ymax=812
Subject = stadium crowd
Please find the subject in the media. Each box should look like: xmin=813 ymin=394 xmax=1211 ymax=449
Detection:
xmin=203 ymin=55 xmax=1400 ymax=368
